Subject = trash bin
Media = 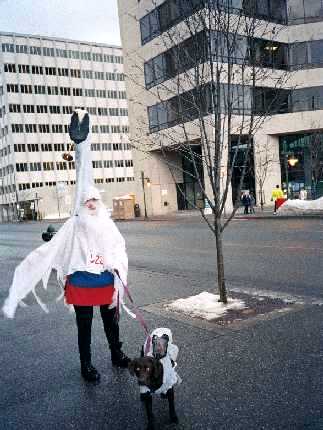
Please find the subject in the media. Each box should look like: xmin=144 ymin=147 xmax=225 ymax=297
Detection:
xmin=134 ymin=203 xmax=140 ymax=217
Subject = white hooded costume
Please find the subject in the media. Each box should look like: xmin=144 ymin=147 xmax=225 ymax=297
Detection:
xmin=2 ymin=110 xmax=128 ymax=319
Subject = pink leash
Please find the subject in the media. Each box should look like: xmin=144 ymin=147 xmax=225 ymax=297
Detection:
xmin=115 ymin=273 xmax=152 ymax=356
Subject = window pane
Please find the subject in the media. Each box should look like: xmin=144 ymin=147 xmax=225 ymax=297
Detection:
xmin=140 ymin=15 xmax=150 ymax=44
xmin=234 ymin=35 xmax=248 ymax=64
xmin=159 ymin=3 xmax=170 ymax=32
xmin=288 ymin=0 xmax=305 ymax=23
xmin=257 ymin=0 xmax=269 ymax=18
xmin=304 ymin=0 xmax=323 ymax=19
xmin=291 ymin=42 xmax=308 ymax=68
xmin=150 ymin=9 xmax=160 ymax=36
xmin=144 ymin=61 xmax=154 ymax=87
xmin=157 ymin=103 xmax=168 ymax=128
xmin=310 ymin=40 xmax=323 ymax=65
xmin=154 ymin=54 xmax=166 ymax=82
xmin=270 ymin=0 xmax=287 ymax=23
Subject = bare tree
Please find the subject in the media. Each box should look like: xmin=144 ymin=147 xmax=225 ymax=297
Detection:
xmin=124 ymin=1 xmax=291 ymax=303
xmin=253 ymin=140 xmax=279 ymax=210
xmin=309 ymin=130 xmax=323 ymax=199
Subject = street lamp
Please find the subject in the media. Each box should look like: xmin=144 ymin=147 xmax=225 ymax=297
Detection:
xmin=284 ymin=153 xmax=299 ymax=199
xmin=141 ymin=171 xmax=151 ymax=219
xmin=34 ymin=192 xmax=42 ymax=221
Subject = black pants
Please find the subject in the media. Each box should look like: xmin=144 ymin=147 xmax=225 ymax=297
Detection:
xmin=74 ymin=305 xmax=120 ymax=364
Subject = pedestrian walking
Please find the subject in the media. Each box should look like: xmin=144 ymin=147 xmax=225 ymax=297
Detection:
xmin=271 ymin=184 xmax=284 ymax=214
xmin=241 ymin=191 xmax=251 ymax=215
xmin=2 ymin=110 xmax=130 ymax=383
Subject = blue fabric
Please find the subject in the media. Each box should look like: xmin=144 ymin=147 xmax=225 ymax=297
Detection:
xmin=69 ymin=271 xmax=114 ymax=288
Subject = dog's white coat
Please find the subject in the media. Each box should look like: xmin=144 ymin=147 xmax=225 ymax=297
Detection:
xmin=140 ymin=328 xmax=182 ymax=395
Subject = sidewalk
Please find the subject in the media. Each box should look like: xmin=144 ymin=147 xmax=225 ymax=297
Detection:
xmin=6 ymin=206 xmax=323 ymax=225
xmin=129 ymin=206 xmax=323 ymax=222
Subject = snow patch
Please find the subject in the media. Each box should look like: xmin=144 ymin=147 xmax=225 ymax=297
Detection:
xmin=166 ymin=291 xmax=246 ymax=320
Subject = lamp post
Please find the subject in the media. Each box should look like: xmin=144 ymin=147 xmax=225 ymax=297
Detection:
xmin=14 ymin=182 xmax=20 ymax=222
xmin=34 ymin=192 xmax=42 ymax=221
xmin=141 ymin=171 xmax=150 ymax=219
xmin=0 ymin=177 xmax=3 ymax=222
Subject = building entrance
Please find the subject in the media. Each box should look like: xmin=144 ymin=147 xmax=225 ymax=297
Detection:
xmin=176 ymin=145 xmax=204 ymax=210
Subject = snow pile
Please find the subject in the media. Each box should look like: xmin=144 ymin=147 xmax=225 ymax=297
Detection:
xmin=166 ymin=291 xmax=246 ymax=320
xmin=278 ymin=196 xmax=323 ymax=215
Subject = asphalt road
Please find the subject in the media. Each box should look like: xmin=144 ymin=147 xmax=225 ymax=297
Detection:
xmin=0 ymin=216 xmax=322 ymax=429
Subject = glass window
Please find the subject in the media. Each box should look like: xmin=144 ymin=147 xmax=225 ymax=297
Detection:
xmin=168 ymin=0 xmax=181 ymax=22
xmin=310 ymin=40 xmax=323 ymax=65
xmin=253 ymin=88 xmax=289 ymax=113
xmin=253 ymin=40 xmax=289 ymax=69
xmin=167 ymin=97 xmax=179 ymax=126
xmin=154 ymin=54 xmax=166 ymax=83
xmin=294 ymin=92 xmax=320 ymax=116
xmin=304 ymin=0 xmax=323 ymax=20
xmin=148 ymin=105 xmax=158 ymax=132
xmin=270 ymin=0 xmax=287 ymax=23
xmin=140 ymin=15 xmax=150 ymax=44
xmin=140 ymin=9 xmax=160 ymax=45
xmin=290 ymin=42 xmax=308 ymax=68
xmin=159 ymin=2 xmax=170 ymax=32
xmin=288 ymin=0 xmax=305 ymax=24
xmin=242 ymin=0 xmax=257 ymax=15
xmin=232 ymin=85 xmax=252 ymax=114
xmin=257 ymin=0 xmax=269 ymax=18
xmin=292 ymin=88 xmax=314 ymax=112
xmin=229 ymin=0 xmax=243 ymax=8
xmin=157 ymin=102 xmax=168 ymax=128
xmin=233 ymin=35 xmax=248 ymax=64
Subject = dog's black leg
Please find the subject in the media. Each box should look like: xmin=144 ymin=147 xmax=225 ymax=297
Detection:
xmin=166 ymin=388 xmax=178 ymax=424
xmin=140 ymin=393 xmax=154 ymax=430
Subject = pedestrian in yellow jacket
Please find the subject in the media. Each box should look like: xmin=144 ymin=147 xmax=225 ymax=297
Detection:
xmin=271 ymin=185 xmax=284 ymax=214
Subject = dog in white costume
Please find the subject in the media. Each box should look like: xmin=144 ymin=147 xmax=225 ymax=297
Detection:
xmin=128 ymin=328 xmax=181 ymax=429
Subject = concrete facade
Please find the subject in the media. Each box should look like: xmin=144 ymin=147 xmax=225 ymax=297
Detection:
xmin=0 ymin=32 xmax=136 ymax=221
xmin=118 ymin=0 xmax=323 ymax=215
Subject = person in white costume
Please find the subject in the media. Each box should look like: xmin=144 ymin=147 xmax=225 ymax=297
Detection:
xmin=2 ymin=110 xmax=130 ymax=382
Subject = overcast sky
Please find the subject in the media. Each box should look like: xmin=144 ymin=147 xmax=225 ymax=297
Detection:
xmin=0 ymin=0 xmax=121 ymax=45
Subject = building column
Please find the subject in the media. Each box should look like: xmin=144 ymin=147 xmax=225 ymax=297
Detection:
xmin=253 ymin=133 xmax=281 ymax=207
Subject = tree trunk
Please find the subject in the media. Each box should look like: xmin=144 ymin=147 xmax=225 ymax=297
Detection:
xmin=214 ymin=218 xmax=227 ymax=304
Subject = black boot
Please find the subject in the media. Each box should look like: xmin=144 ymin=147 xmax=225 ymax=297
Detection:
xmin=100 ymin=305 xmax=130 ymax=368
xmin=81 ymin=361 xmax=101 ymax=382
xmin=111 ymin=341 xmax=130 ymax=368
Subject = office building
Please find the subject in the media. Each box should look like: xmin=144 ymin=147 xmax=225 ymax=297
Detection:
xmin=118 ymin=0 xmax=323 ymax=215
xmin=0 ymin=32 xmax=135 ymax=221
